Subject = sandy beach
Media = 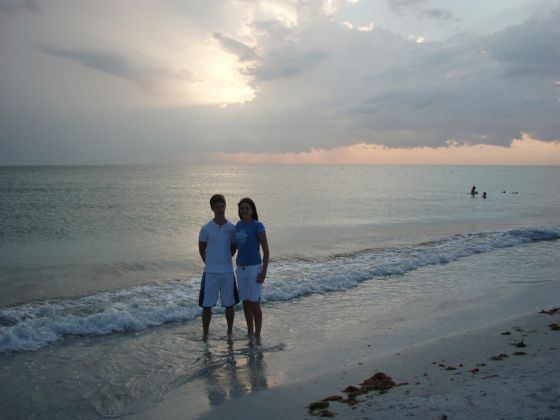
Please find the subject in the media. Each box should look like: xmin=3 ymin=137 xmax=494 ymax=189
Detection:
xmin=195 ymin=308 xmax=559 ymax=419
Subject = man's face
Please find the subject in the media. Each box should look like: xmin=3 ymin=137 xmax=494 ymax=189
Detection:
xmin=212 ymin=201 xmax=226 ymax=217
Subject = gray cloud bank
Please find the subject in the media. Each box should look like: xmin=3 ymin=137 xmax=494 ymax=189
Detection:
xmin=0 ymin=1 xmax=559 ymax=164
xmin=0 ymin=0 xmax=40 ymax=15
xmin=388 ymin=0 xmax=457 ymax=22
xmin=38 ymin=44 xmax=187 ymax=92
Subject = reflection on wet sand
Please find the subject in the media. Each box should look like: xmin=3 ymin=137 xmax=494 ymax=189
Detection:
xmin=204 ymin=338 xmax=269 ymax=407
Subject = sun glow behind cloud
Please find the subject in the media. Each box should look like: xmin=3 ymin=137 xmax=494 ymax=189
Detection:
xmin=101 ymin=44 xmax=257 ymax=108
xmin=184 ymin=43 xmax=256 ymax=106
xmin=150 ymin=0 xmax=301 ymax=107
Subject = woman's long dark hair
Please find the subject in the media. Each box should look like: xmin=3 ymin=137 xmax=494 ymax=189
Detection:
xmin=238 ymin=197 xmax=259 ymax=220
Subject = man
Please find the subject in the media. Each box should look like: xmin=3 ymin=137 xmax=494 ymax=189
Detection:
xmin=198 ymin=194 xmax=238 ymax=337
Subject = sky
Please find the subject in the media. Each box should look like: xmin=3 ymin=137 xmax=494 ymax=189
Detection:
xmin=0 ymin=0 xmax=559 ymax=165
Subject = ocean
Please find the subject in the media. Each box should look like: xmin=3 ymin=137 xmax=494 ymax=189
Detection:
xmin=1 ymin=164 xmax=559 ymax=418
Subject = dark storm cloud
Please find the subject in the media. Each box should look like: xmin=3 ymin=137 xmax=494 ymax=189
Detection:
xmin=341 ymin=8 xmax=560 ymax=147
xmin=482 ymin=8 xmax=560 ymax=77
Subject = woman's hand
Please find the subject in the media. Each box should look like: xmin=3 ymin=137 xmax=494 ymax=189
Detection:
xmin=257 ymin=271 xmax=266 ymax=283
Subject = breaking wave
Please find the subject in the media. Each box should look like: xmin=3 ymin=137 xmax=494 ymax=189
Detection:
xmin=1 ymin=226 xmax=558 ymax=353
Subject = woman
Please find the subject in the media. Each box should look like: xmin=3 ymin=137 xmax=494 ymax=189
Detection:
xmin=235 ymin=198 xmax=269 ymax=339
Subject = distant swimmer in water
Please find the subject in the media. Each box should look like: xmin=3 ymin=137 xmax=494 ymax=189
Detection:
xmin=482 ymin=192 xmax=487 ymax=199
xmin=470 ymin=186 xmax=478 ymax=196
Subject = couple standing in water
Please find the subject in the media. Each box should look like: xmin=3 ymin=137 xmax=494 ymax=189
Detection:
xmin=198 ymin=194 xmax=269 ymax=339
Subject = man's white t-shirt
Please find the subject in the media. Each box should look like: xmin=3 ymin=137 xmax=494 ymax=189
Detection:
xmin=199 ymin=220 xmax=236 ymax=273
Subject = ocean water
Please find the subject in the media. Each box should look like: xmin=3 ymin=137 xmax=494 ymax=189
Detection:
xmin=1 ymin=164 xmax=559 ymax=418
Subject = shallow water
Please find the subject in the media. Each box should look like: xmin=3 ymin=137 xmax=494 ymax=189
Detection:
xmin=2 ymin=165 xmax=559 ymax=306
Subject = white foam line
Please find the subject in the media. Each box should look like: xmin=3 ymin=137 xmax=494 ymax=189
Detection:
xmin=1 ymin=226 xmax=558 ymax=354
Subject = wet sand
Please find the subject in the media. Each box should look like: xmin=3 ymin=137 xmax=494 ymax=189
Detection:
xmin=196 ymin=308 xmax=560 ymax=419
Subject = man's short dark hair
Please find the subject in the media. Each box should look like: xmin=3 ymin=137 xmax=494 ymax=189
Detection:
xmin=210 ymin=194 xmax=226 ymax=209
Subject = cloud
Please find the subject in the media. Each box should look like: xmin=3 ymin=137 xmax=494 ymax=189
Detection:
xmin=37 ymin=44 xmax=188 ymax=92
xmin=387 ymin=0 xmax=427 ymax=10
xmin=322 ymin=0 xmax=362 ymax=16
xmin=246 ymin=47 xmax=329 ymax=80
xmin=482 ymin=8 xmax=560 ymax=78
xmin=230 ymin=5 xmax=559 ymax=151
xmin=250 ymin=19 xmax=294 ymax=39
xmin=388 ymin=0 xmax=457 ymax=22
xmin=422 ymin=8 xmax=457 ymax=22
xmin=210 ymin=137 xmax=560 ymax=165
xmin=0 ymin=0 xmax=40 ymax=15
xmin=1 ymin=0 xmax=559 ymax=164
xmin=213 ymin=33 xmax=258 ymax=61
xmin=212 ymin=13 xmax=329 ymax=81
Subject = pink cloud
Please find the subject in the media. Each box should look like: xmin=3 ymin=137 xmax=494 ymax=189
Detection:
xmin=206 ymin=135 xmax=560 ymax=165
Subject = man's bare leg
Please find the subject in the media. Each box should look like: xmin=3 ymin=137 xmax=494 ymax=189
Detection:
xmin=202 ymin=307 xmax=212 ymax=338
xmin=225 ymin=305 xmax=235 ymax=335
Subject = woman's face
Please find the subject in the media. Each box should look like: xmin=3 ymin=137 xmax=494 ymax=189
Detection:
xmin=239 ymin=202 xmax=253 ymax=221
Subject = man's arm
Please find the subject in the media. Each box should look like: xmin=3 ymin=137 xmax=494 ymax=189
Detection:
xmin=231 ymin=242 xmax=237 ymax=257
xmin=199 ymin=241 xmax=207 ymax=262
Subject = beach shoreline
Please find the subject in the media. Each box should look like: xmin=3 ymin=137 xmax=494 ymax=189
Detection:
xmin=193 ymin=308 xmax=560 ymax=419
xmin=2 ymin=239 xmax=559 ymax=420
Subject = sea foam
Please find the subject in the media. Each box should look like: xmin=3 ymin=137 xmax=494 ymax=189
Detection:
xmin=1 ymin=226 xmax=558 ymax=353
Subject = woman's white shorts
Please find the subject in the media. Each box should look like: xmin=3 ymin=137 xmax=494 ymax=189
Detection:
xmin=236 ymin=264 xmax=263 ymax=302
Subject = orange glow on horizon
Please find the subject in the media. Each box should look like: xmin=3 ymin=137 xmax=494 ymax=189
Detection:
xmin=205 ymin=135 xmax=560 ymax=165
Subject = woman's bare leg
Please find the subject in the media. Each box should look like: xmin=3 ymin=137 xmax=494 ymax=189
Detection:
xmin=243 ymin=300 xmax=254 ymax=336
xmin=253 ymin=302 xmax=262 ymax=339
